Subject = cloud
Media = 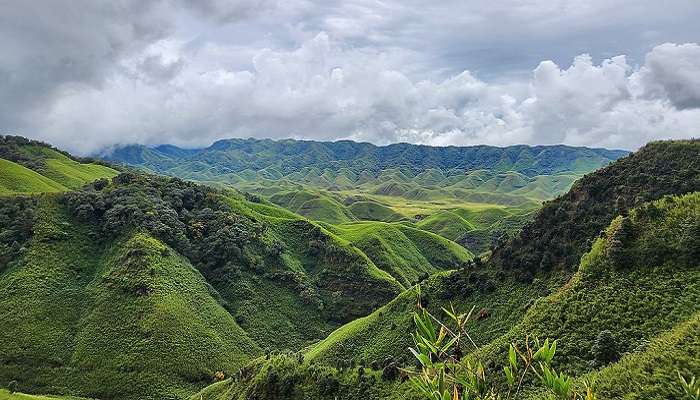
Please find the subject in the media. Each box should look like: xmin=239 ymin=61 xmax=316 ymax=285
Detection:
xmin=633 ymin=43 xmax=700 ymax=109
xmin=0 ymin=0 xmax=174 ymax=131
xmin=1 ymin=1 xmax=699 ymax=154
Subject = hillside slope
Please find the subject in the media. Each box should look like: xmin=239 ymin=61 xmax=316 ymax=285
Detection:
xmin=0 ymin=170 xmax=420 ymax=399
xmin=493 ymin=139 xmax=700 ymax=274
xmin=197 ymin=190 xmax=700 ymax=400
xmin=0 ymin=136 xmax=118 ymax=194
xmin=0 ymin=200 xmax=260 ymax=399
xmin=304 ymin=140 xmax=700 ymax=369
xmin=321 ymin=221 xmax=473 ymax=286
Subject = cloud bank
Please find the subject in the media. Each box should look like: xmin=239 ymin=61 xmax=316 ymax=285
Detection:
xmin=1 ymin=1 xmax=699 ymax=154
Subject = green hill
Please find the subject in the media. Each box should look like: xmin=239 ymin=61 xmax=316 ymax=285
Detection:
xmin=199 ymin=180 xmax=700 ymax=400
xmin=106 ymin=138 xmax=627 ymax=179
xmin=0 ymin=159 xmax=68 ymax=194
xmin=322 ymin=221 xmax=473 ymax=286
xmin=493 ymin=139 xmax=700 ymax=275
xmin=0 ymin=172 xmax=407 ymax=399
xmin=303 ymin=140 xmax=700 ymax=371
xmin=0 ymin=136 xmax=118 ymax=194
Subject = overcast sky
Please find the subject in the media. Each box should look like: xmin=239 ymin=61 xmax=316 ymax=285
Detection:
xmin=2 ymin=0 xmax=700 ymax=154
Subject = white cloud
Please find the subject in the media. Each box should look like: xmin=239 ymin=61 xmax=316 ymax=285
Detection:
xmin=633 ymin=43 xmax=700 ymax=109
xmin=2 ymin=1 xmax=700 ymax=154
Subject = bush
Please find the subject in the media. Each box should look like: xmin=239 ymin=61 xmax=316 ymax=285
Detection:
xmin=591 ymin=330 xmax=619 ymax=367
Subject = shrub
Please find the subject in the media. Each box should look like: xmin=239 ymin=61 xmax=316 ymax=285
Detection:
xmin=590 ymin=330 xmax=619 ymax=367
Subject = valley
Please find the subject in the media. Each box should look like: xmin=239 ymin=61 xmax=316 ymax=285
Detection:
xmin=0 ymin=135 xmax=698 ymax=400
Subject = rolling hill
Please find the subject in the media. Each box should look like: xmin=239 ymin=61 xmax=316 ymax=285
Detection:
xmin=0 ymin=138 xmax=479 ymax=399
xmin=105 ymin=138 xmax=627 ymax=179
xmin=195 ymin=140 xmax=700 ymax=400
xmin=0 ymin=136 xmax=118 ymax=195
xmin=103 ymin=138 xmax=626 ymax=255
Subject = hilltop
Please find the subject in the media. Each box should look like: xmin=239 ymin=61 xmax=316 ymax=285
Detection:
xmin=0 ymin=136 xmax=118 ymax=195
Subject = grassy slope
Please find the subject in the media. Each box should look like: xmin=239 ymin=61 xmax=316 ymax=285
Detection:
xmin=0 ymin=390 xmax=90 ymax=400
xmin=0 ymin=144 xmax=117 ymax=194
xmin=0 ymin=199 xmax=261 ymax=400
xmin=486 ymin=193 xmax=700 ymax=399
xmin=416 ymin=210 xmax=476 ymax=241
xmin=268 ymin=190 xmax=356 ymax=223
xmin=217 ymin=192 xmax=700 ymax=400
xmin=321 ymin=221 xmax=473 ymax=286
xmin=43 ymin=158 xmax=118 ymax=190
xmin=0 ymin=159 xmax=67 ymax=194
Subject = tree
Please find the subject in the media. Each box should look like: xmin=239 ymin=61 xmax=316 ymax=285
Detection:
xmin=590 ymin=330 xmax=619 ymax=367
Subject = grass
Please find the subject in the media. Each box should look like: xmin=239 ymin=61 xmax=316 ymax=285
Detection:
xmin=0 ymin=389 xmax=90 ymax=399
xmin=43 ymin=159 xmax=118 ymax=190
xmin=0 ymin=159 xmax=67 ymax=194
xmin=321 ymin=221 xmax=473 ymax=286
xmin=0 ymin=199 xmax=261 ymax=399
xmin=1 ymin=146 xmax=117 ymax=195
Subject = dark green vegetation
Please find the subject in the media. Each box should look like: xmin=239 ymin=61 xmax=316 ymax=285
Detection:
xmin=0 ymin=136 xmax=118 ymax=194
xmin=492 ymin=140 xmax=700 ymax=273
xmin=106 ymin=138 xmax=627 ymax=254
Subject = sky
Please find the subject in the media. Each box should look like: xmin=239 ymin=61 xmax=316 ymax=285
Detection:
xmin=1 ymin=1 xmax=700 ymax=154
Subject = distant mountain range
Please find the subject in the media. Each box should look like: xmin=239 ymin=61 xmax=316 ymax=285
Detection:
xmin=104 ymin=138 xmax=629 ymax=182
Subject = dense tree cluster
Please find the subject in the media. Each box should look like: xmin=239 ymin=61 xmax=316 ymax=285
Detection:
xmin=62 ymin=172 xmax=265 ymax=276
xmin=0 ymin=196 xmax=36 ymax=271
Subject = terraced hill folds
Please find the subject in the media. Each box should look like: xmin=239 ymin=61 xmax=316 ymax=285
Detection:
xmin=104 ymin=138 xmax=628 ymax=254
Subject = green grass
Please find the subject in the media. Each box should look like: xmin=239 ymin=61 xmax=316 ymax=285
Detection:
xmin=0 ymin=200 xmax=261 ymax=399
xmin=415 ymin=210 xmax=476 ymax=241
xmin=347 ymin=201 xmax=405 ymax=222
xmin=43 ymin=158 xmax=118 ymax=189
xmin=1 ymin=144 xmax=117 ymax=194
xmin=0 ymin=159 xmax=67 ymax=194
xmin=269 ymin=190 xmax=356 ymax=223
xmin=321 ymin=221 xmax=473 ymax=286
xmin=0 ymin=389 xmax=90 ymax=400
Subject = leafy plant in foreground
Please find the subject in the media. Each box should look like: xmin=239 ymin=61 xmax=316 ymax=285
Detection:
xmin=408 ymin=296 xmax=593 ymax=400
xmin=679 ymin=372 xmax=700 ymax=400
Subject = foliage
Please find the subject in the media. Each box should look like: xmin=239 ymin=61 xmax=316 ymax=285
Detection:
xmin=589 ymin=331 xmax=618 ymax=367
xmin=678 ymin=372 xmax=700 ymax=400
xmin=408 ymin=302 xmax=589 ymax=400
xmin=492 ymin=139 xmax=700 ymax=276
xmin=0 ymin=196 xmax=36 ymax=272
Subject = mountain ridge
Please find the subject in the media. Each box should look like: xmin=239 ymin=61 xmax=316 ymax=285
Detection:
xmin=104 ymin=137 xmax=629 ymax=179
